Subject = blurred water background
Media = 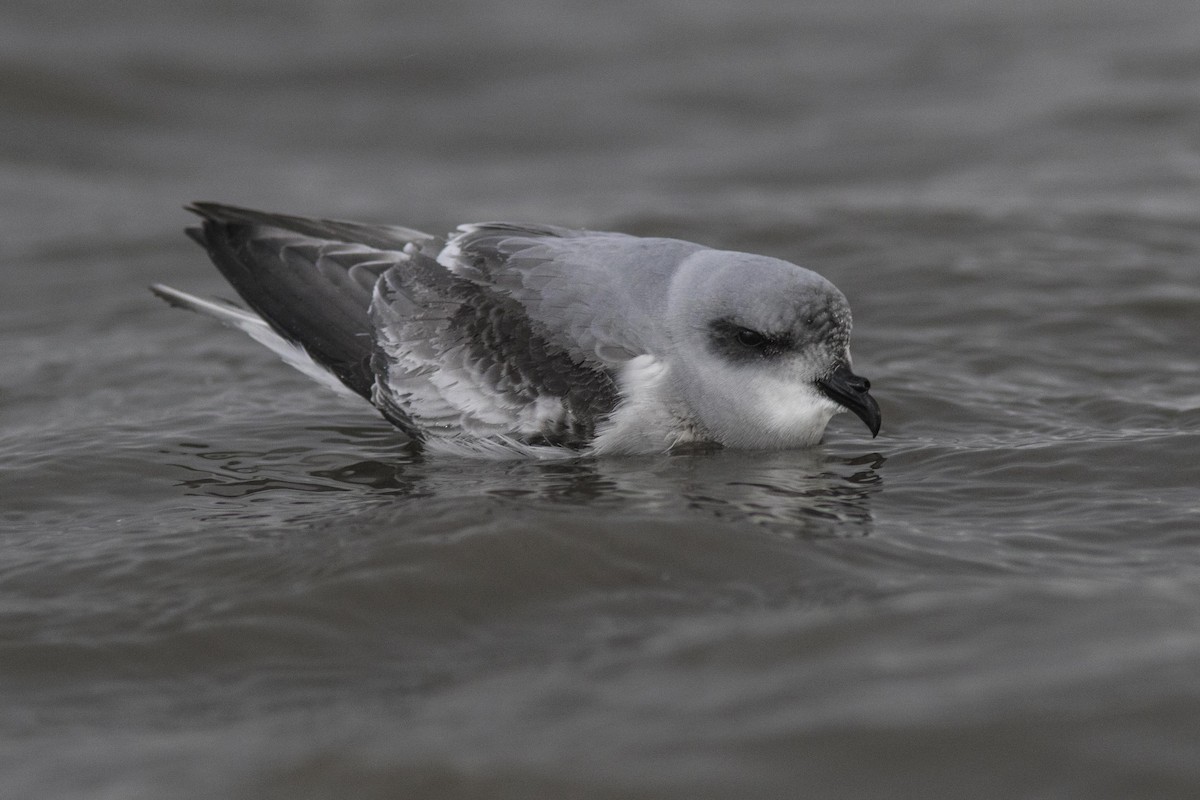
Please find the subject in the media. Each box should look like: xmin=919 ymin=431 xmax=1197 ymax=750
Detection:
xmin=3 ymin=0 xmax=1200 ymax=797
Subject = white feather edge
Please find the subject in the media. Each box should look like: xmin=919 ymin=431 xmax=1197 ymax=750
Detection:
xmin=150 ymin=283 xmax=362 ymax=400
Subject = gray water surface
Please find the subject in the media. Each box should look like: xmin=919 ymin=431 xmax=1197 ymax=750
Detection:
xmin=3 ymin=1 xmax=1200 ymax=798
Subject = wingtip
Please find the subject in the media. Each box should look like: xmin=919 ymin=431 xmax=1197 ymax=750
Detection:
xmin=184 ymin=201 xmax=215 ymax=218
xmin=183 ymin=203 xmax=268 ymax=244
xmin=185 ymin=201 xmax=250 ymax=222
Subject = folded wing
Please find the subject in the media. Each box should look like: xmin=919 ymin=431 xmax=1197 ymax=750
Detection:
xmin=175 ymin=204 xmax=625 ymax=453
xmin=370 ymin=243 xmax=620 ymax=452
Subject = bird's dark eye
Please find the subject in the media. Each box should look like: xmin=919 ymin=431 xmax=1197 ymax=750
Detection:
xmin=736 ymin=328 xmax=766 ymax=347
xmin=707 ymin=318 xmax=788 ymax=361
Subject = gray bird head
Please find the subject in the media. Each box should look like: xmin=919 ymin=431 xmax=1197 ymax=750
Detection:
xmin=665 ymin=250 xmax=880 ymax=449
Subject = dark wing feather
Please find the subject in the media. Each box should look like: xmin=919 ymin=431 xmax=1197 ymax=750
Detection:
xmin=186 ymin=203 xmax=431 ymax=399
xmin=371 ymin=247 xmax=620 ymax=451
xmin=187 ymin=202 xmax=434 ymax=251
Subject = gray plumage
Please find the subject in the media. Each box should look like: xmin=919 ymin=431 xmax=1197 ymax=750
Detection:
xmin=152 ymin=203 xmax=880 ymax=458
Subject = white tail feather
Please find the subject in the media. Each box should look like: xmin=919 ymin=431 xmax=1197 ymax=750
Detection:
xmin=150 ymin=283 xmax=362 ymax=400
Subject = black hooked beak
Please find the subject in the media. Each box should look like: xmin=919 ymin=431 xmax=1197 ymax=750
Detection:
xmin=816 ymin=361 xmax=881 ymax=438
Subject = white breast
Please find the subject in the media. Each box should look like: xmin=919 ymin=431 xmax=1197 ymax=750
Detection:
xmin=588 ymin=355 xmax=706 ymax=455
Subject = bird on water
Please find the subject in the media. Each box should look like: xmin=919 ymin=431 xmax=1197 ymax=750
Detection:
xmin=152 ymin=203 xmax=880 ymax=458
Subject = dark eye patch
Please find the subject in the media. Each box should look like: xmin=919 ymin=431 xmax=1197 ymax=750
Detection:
xmin=708 ymin=318 xmax=791 ymax=361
